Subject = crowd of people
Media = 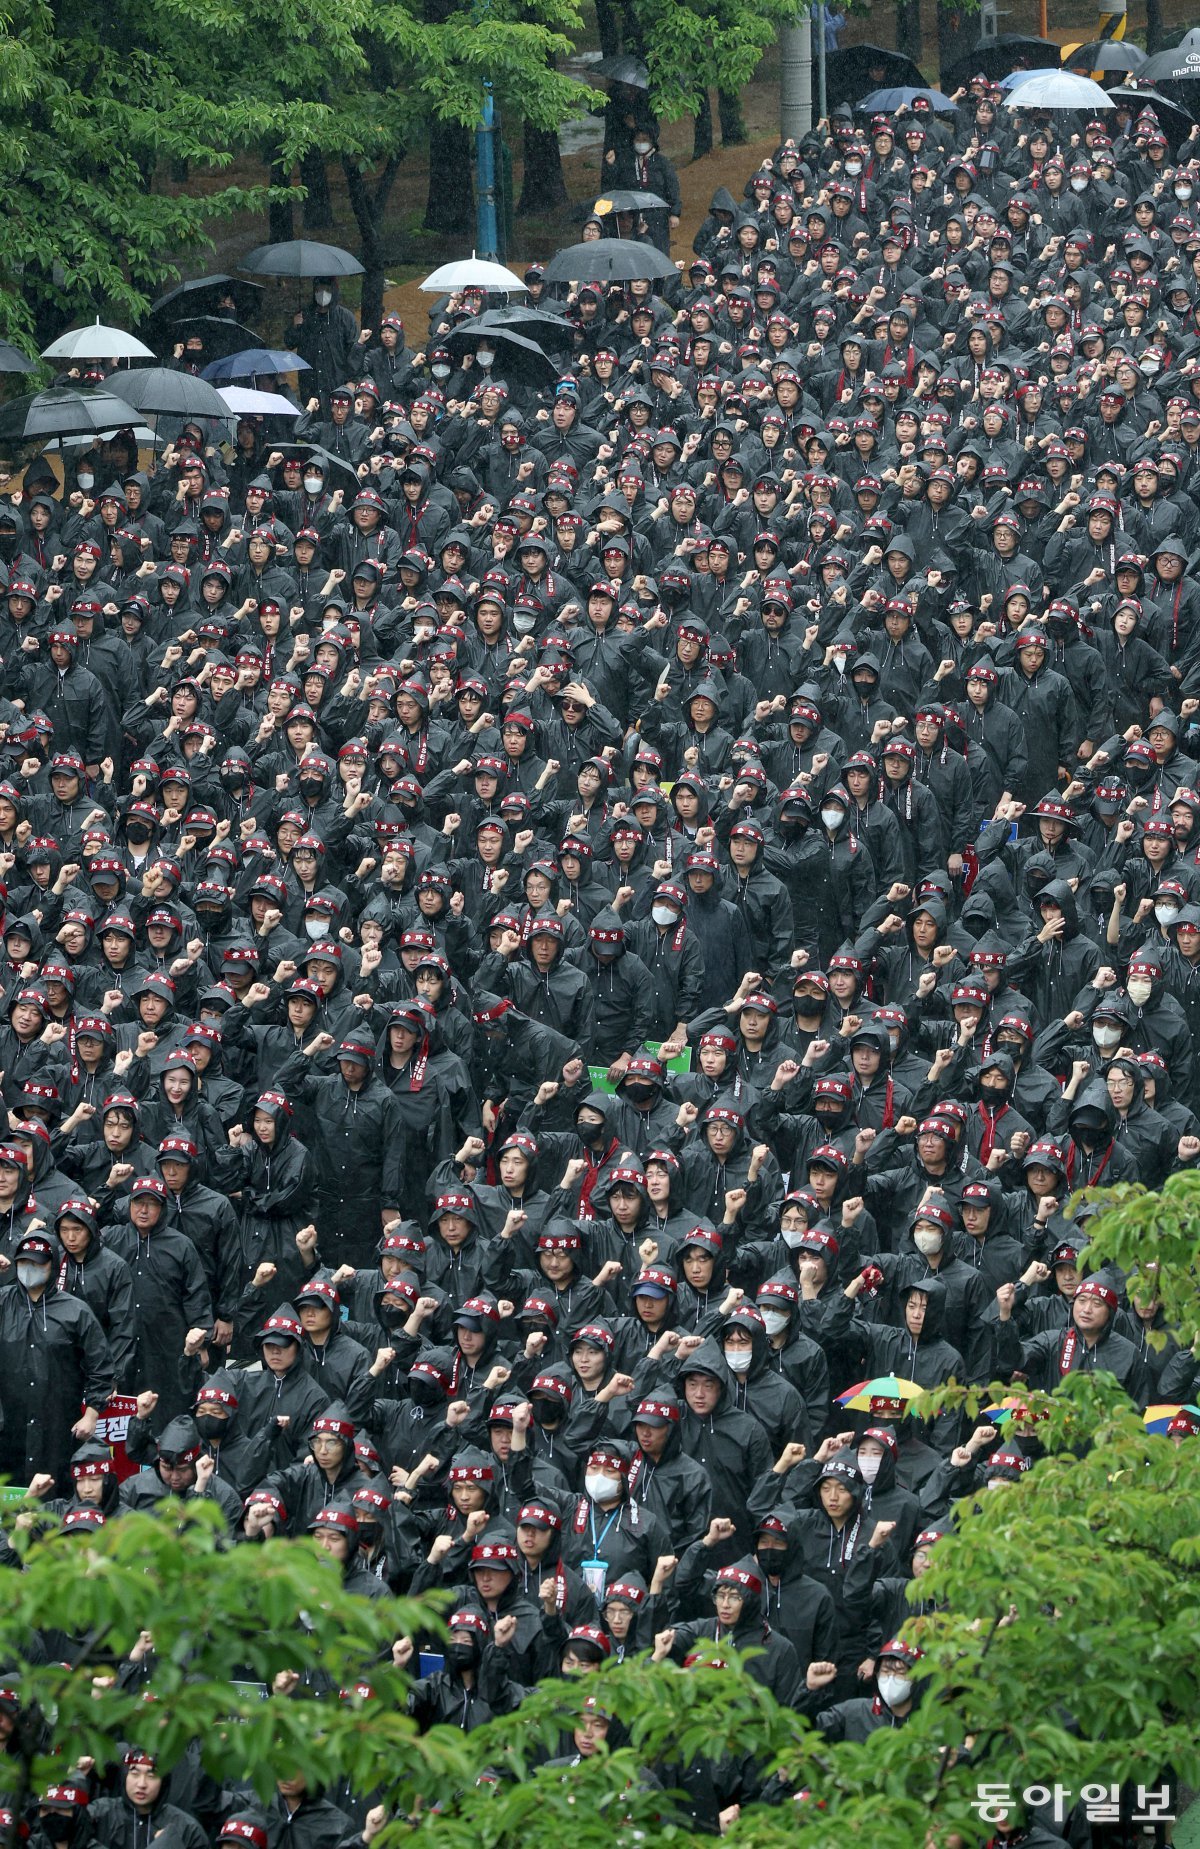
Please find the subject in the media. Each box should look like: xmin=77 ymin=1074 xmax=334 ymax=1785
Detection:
xmin=1 ymin=65 xmax=1199 ymax=1846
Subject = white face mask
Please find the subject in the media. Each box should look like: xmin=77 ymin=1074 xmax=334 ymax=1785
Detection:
xmin=432 ymin=364 xmax=451 ymax=380
xmin=724 ymin=1347 xmax=752 ymax=1374
xmin=304 ymin=917 xmax=327 ymax=940
xmin=761 ymin=1308 xmax=790 ymax=1336
xmin=17 ymin=1263 xmax=51 ymax=1290
xmin=634 ymin=140 xmax=652 ymax=156
xmin=913 ymin=1228 xmax=943 ymax=1256
xmin=476 ymin=349 xmax=495 ymax=370
xmin=1176 ymin=186 xmax=1193 ymax=200
xmin=832 ymin=650 xmax=848 ymax=673
xmin=1155 ymin=903 xmax=1179 ymax=926
xmin=315 ymin=289 xmax=333 ymax=308
xmin=1093 ymin=1023 xmax=1121 ymax=1049
xmin=877 ymin=1673 xmax=913 ymax=1709
xmin=845 ymin=160 xmax=862 ymax=175
xmin=781 ymin=1226 xmax=807 ymax=1250
xmin=303 ymin=475 xmax=324 ymax=496
xmin=651 ymin=904 xmax=678 ymax=927
xmin=585 ymin=1471 xmax=620 ymax=1504
xmin=820 ymin=806 xmax=844 ymax=831
xmin=857 ymin=1451 xmax=882 ymax=1483
xmin=1070 ymin=177 xmax=1088 ymax=193
xmin=1127 ymin=976 xmax=1153 ymax=1006
xmin=512 ymin=610 xmax=536 ymax=635
xmin=77 ymin=471 xmax=95 ymax=491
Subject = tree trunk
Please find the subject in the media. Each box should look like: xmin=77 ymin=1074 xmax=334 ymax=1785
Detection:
xmin=717 ymin=87 xmax=746 ymax=144
xmin=936 ymin=3 xmax=971 ymax=85
xmin=300 ymin=149 xmax=334 ymax=230
xmin=895 ymin=0 xmax=921 ymax=62
xmin=425 ymin=120 xmax=474 ymax=233
xmin=344 ymin=154 xmax=405 ymax=329
xmin=1146 ymin=0 xmax=1163 ymax=53
xmin=266 ymin=145 xmax=294 ymax=242
xmin=518 ymin=121 xmax=568 ymax=215
xmin=693 ymin=90 xmax=714 ymax=159
xmin=595 ymin=0 xmax=621 ymax=58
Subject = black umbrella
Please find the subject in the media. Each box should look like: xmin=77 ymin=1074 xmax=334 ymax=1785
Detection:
xmin=543 ymin=238 xmax=678 ymax=284
xmin=1140 ymin=38 xmax=1200 ymax=85
xmin=280 ymin=442 xmax=361 ymax=493
xmin=0 ymin=343 xmax=36 ymax=376
xmin=1064 ymin=41 xmax=1146 ymax=74
xmin=825 ymin=43 xmax=927 ymax=109
xmin=942 ymin=33 xmax=1060 ymax=87
xmin=241 ymin=240 xmax=364 ymax=278
xmin=596 ymin=54 xmax=649 ymax=88
xmin=0 ymin=388 xmax=138 ymax=445
xmin=158 ymin=316 xmax=261 ymax=363
xmin=445 ymin=323 xmax=562 ymax=390
xmin=594 ymin=188 xmax=669 ymax=214
xmin=1107 ymin=84 xmax=1196 ymax=137
xmin=464 ymin=306 xmax=577 ymax=354
xmin=108 ymin=368 xmax=230 ymax=420
xmin=145 ymin=275 xmax=264 ymax=322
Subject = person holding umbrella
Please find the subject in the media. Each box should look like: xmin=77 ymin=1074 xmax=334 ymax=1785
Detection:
xmin=293 ymin=277 xmax=359 ymax=413
xmin=610 ymin=127 xmax=681 ymax=254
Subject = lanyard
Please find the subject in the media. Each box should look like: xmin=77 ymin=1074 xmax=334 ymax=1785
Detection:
xmin=589 ymin=1504 xmax=620 ymax=1554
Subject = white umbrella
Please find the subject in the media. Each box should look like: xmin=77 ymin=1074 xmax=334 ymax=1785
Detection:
xmin=420 ymin=256 xmax=528 ymax=294
xmin=1002 ymin=70 xmax=1113 ymax=108
xmin=42 ymin=319 xmax=156 ymax=361
xmin=218 ymin=385 xmax=301 ymax=418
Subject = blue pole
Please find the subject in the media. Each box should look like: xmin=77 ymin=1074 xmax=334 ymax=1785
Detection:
xmin=476 ymin=87 xmax=498 ymax=260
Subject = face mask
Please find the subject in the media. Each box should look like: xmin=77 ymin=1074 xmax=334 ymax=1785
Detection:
xmin=832 ymin=649 xmax=848 ymax=673
xmin=304 ymin=917 xmax=327 ymax=940
xmin=1155 ymin=903 xmax=1178 ymax=925
xmin=432 ymin=364 xmax=451 ymax=380
xmin=623 ymin=1082 xmax=657 ymax=1107
xmin=476 ymin=349 xmax=495 ymax=370
xmin=17 ymin=1263 xmax=51 ymax=1289
xmin=634 ymin=140 xmax=652 ymax=155
xmin=913 ymin=1228 xmax=943 ymax=1256
xmin=820 ymin=807 xmax=844 ymax=831
xmin=585 ymin=1471 xmax=620 ymax=1504
xmin=126 ymin=825 xmax=151 ymax=846
xmin=1070 ymin=178 xmax=1088 ymax=192
xmin=448 ymin=1640 xmax=479 ymax=1668
xmin=1177 ymin=186 xmax=1193 ymax=200
xmin=303 ymin=475 xmax=324 ymax=495
xmin=512 ymin=611 xmax=536 ymax=635
xmin=77 ymin=472 xmax=95 ymax=492
xmin=651 ymin=904 xmax=678 ymax=927
xmin=529 ymin=1397 xmax=560 ymax=1428
xmin=299 ymin=776 xmax=324 ymax=799
xmin=195 ymin=1413 xmax=225 ymax=1442
xmin=1127 ymin=976 xmax=1152 ymax=1006
xmin=761 ymin=1308 xmax=789 ymax=1336
xmin=315 ymin=289 xmax=333 ymax=308
xmin=724 ymin=1348 xmax=752 ymax=1373
xmin=1093 ymin=1023 xmax=1121 ymax=1049
xmin=878 ymin=1673 xmax=913 ymax=1709
xmin=857 ymin=1452 xmax=882 ymax=1483
xmin=845 ymin=160 xmax=862 ymax=175
xmin=781 ymin=1227 xmax=807 ymax=1249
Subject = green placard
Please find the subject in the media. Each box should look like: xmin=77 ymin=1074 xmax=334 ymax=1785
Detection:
xmin=588 ymin=1043 xmax=692 ymax=1095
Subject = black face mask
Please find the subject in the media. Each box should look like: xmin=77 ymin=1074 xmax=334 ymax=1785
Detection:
xmin=756 ymin=1546 xmax=787 ymax=1574
xmin=299 ymin=777 xmax=325 ymax=800
xmin=408 ymin=1379 xmax=444 ymax=1410
xmin=221 ymin=768 xmax=247 ymax=791
xmin=579 ymin=1121 xmax=607 ymax=1149
xmin=623 ymin=1082 xmax=658 ymax=1106
xmin=195 ymin=1413 xmax=226 ymax=1442
xmin=531 ymin=1399 xmax=560 ymax=1427
xmin=40 ymin=1817 xmax=80 ymax=1846
xmin=448 ymin=1639 xmax=479 ymax=1669
xmin=126 ymin=825 xmax=152 ymax=846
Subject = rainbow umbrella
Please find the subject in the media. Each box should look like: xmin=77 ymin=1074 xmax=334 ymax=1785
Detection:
xmin=983 ymin=1396 xmax=1048 ymax=1428
xmin=836 ymin=1376 xmax=924 ymax=1419
xmin=1144 ymin=1403 xmax=1200 ymax=1436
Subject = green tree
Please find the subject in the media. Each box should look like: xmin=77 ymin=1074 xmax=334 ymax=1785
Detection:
xmin=0 ymin=0 xmax=272 ymax=348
